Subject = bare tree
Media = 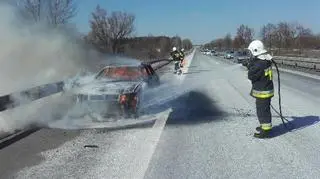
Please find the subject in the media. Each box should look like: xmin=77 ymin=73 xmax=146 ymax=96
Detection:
xmin=87 ymin=5 xmax=110 ymax=52
xmin=224 ymin=33 xmax=232 ymax=50
xmin=260 ymin=23 xmax=277 ymax=50
xmin=232 ymin=36 xmax=242 ymax=49
xmin=48 ymin=0 xmax=77 ymax=26
xmin=20 ymin=0 xmax=43 ymax=22
xmin=274 ymin=22 xmax=296 ymax=53
xmin=157 ymin=36 xmax=171 ymax=57
xmin=236 ymin=24 xmax=254 ymax=48
xmin=206 ymin=38 xmax=224 ymax=50
xmin=107 ymin=11 xmax=135 ymax=53
xmin=207 ymin=21 xmax=320 ymax=56
xmin=203 ymin=40 xmax=215 ymax=50
xmin=171 ymin=36 xmax=182 ymax=49
xmin=118 ymin=36 xmax=174 ymax=60
xmin=295 ymin=24 xmax=313 ymax=52
xmin=182 ymin=38 xmax=193 ymax=50
xmin=18 ymin=0 xmax=77 ymax=25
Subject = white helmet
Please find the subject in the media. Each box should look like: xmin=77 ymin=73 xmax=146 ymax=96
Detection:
xmin=172 ymin=47 xmax=177 ymax=51
xmin=248 ymin=40 xmax=272 ymax=60
xmin=248 ymin=40 xmax=267 ymax=57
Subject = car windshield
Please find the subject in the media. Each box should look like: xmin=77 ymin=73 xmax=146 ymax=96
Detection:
xmin=95 ymin=66 xmax=147 ymax=81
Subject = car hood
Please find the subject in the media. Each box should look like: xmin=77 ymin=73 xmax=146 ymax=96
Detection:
xmin=72 ymin=80 xmax=141 ymax=95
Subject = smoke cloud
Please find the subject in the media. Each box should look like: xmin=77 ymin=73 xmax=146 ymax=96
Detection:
xmin=0 ymin=2 xmax=96 ymax=134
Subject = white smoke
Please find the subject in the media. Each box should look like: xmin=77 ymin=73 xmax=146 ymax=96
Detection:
xmin=0 ymin=2 xmax=97 ymax=134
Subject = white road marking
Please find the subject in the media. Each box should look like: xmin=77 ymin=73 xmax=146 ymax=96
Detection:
xmin=139 ymin=49 xmax=196 ymax=179
xmin=134 ymin=109 xmax=172 ymax=179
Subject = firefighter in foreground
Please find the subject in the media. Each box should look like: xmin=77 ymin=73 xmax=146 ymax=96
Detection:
xmin=170 ymin=47 xmax=183 ymax=74
xmin=247 ymin=40 xmax=274 ymax=139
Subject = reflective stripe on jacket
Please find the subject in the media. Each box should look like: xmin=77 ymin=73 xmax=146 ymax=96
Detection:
xmin=251 ymin=89 xmax=274 ymax=99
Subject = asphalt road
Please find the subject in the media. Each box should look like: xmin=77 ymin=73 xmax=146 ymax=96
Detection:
xmin=1 ymin=51 xmax=320 ymax=179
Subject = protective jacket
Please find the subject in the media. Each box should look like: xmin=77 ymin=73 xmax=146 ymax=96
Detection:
xmin=248 ymin=58 xmax=274 ymax=99
xmin=179 ymin=51 xmax=185 ymax=59
xmin=171 ymin=50 xmax=182 ymax=61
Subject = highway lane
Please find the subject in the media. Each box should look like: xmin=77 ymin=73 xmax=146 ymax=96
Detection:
xmin=144 ymin=52 xmax=320 ymax=179
xmin=0 ymin=50 xmax=319 ymax=178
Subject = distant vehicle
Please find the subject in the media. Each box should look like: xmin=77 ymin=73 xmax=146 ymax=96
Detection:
xmin=210 ymin=50 xmax=216 ymax=56
xmin=206 ymin=50 xmax=212 ymax=55
xmin=69 ymin=63 xmax=160 ymax=118
xmin=213 ymin=50 xmax=218 ymax=56
xmin=235 ymin=51 xmax=250 ymax=64
xmin=202 ymin=49 xmax=211 ymax=55
xmin=202 ymin=49 xmax=216 ymax=56
xmin=224 ymin=51 xmax=234 ymax=59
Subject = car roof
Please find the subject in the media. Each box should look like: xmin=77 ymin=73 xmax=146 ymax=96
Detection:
xmin=101 ymin=64 xmax=144 ymax=68
xmin=95 ymin=64 xmax=148 ymax=79
xmin=97 ymin=64 xmax=144 ymax=74
xmin=96 ymin=54 xmax=148 ymax=66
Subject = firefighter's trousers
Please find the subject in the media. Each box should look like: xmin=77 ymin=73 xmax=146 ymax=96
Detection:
xmin=174 ymin=61 xmax=180 ymax=71
xmin=256 ymin=98 xmax=272 ymax=130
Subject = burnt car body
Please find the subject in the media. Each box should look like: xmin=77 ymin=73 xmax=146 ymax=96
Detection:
xmin=69 ymin=63 xmax=160 ymax=118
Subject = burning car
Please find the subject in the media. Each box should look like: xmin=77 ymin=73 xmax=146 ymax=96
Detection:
xmin=69 ymin=63 xmax=160 ymax=119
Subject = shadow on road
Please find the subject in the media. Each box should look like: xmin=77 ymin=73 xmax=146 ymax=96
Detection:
xmin=142 ymin=89 xmax=228 ymax=125
xmin=270 ymin=115 xmax=320 ymax=138
xmin=166 ymin=90 xmax=228 ymax=125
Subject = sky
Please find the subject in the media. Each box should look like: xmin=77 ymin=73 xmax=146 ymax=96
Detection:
xmin=74 ymin=0 xmax=320 ymax=44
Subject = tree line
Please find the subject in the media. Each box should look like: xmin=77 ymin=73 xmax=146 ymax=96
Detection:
xmin=204 ymin=23 xmax=320 ymax=55
xmin=12 ymin=1 xmax=193 ymax=61
xmin=85 ymin=5 xmax=193 ymax=60
xmin=13 ymin=0 xmax=77 ymax=27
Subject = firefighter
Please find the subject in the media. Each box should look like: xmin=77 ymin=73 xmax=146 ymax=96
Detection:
xmin=179 ymin=48 xmax=185 ymax=67
xmin=247 ymin=40 xmax=274 ymax=139
xmin=170 ymin=47 xmax=182 ymax=74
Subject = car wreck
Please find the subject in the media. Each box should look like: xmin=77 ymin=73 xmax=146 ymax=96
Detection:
xmin=68 ymin=62 xmax=160 ymax=119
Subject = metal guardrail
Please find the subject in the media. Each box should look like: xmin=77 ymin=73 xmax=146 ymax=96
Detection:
xmin=207 ymin=51 xmax=320 ymax=71
xmin=0 ymin=81 xmax=64 ymax=112
xmin=273 ymin=56 xmax=320 ymax=70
